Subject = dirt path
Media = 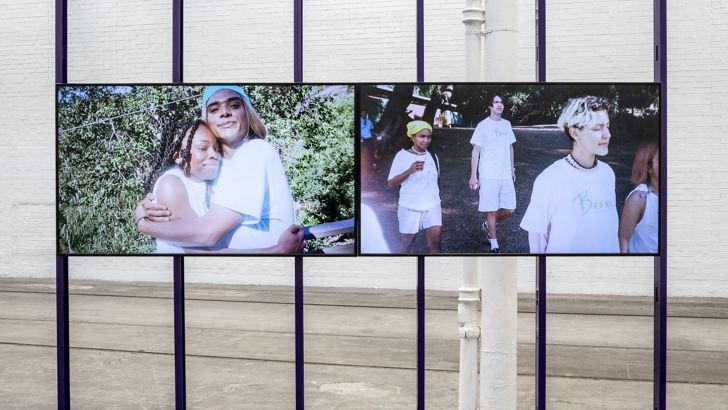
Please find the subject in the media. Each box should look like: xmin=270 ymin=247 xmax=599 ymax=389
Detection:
xmin=361 ymin=126 xmax=638 ymax=254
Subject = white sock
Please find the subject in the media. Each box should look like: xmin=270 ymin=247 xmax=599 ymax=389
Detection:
xmin=490 ymin=238 xmax=499 ymax=249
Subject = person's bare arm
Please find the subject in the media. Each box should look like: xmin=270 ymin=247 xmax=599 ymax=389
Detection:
xmin=618 ymin=191 xmax=647 ymax=253
xmin=136 ymin=202 xmax=241 ymax=247
xmin=154 ymin=176 xmax=199 ymax=222
xmin=387 ymin=160 xmax=423 ymax=187
xmin=469 ymin=144 xmax=480 ymax=190
xmin=184 ymin=224 xmax=305 ymax=254
xmin=137 ymin=194 xmax=172 ymax=222
xmin=510 ymin=144 xmax=516 ymax=182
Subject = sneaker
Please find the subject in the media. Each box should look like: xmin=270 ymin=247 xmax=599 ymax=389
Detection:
xmin=490 ymin=247 xmax=500 ymax=253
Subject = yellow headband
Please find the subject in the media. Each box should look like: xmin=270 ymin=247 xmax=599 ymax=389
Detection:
xmin=406 ymin=120 xmax=433 ymax=138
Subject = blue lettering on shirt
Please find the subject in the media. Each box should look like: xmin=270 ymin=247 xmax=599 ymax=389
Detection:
xmin=573 ymin=190 xmax=613 ymax=216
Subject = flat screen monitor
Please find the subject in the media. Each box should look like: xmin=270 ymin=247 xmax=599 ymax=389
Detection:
xmin=358 ymin=83 xmax=661 ymax=256
xmin=57 ymin=84 xmax=356 ymax=256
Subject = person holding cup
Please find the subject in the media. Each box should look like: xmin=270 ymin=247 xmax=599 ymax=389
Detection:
xmin=387 ymin=120 xmax=442 ymax=253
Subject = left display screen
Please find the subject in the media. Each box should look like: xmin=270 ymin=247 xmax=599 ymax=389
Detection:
xmin=57 ymin=84 xmax=356 ymax=256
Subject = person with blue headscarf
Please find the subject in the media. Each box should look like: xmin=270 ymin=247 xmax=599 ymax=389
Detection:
xmin=135 ymin=85 xmax=303 ymax=253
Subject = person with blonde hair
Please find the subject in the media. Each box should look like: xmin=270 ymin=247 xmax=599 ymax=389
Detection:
xmin=387 ymin=120 xmax=442 ymax=253
xmin=136 ymin=85 xmax=304 ymax=253
xmin=520 ymin=96 xmax=619 ymax=253
xmin=618 ymin=142 xmax=659 ymax=253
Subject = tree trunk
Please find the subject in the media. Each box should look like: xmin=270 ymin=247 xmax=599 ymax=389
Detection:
xmin=373 ymin=84 xmax=414 ymax=153
xmin=422 ymin=87 xmax=441 ymax=126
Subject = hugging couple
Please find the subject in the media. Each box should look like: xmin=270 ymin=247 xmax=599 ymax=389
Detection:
xmin=134 ymin=85 xmax=305 ymax=254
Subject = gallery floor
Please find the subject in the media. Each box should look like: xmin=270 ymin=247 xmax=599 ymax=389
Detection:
xmin=1 ymin=278 xmax=726 ymax=409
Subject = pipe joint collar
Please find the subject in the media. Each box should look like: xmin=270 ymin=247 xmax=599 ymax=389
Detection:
xmin=458 ymin=325 xmax=481 ymax=339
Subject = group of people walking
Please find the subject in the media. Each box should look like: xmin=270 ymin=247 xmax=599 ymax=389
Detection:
xmin=376 ymin=94 xmax=659 ymax=254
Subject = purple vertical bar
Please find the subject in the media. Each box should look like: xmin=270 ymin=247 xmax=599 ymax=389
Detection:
xmin=654 ymin=0 xmax=667 ymax=408
xmin=294 ymin=0 xmax=303 ymax=82
xmin=535 ymin=256 xmax=546 ymax=410
xmin=416 ymin=0 xmax=424 ymax=82
xmin=295 ymin=256 xmax=304 ymax=409
xmin=55 ymin=0 xmax=67 ymax=83
xmin=536 ymin=0 xmax=546 ymax=81
xmin=173 ymin=256 xmax=186 ymax=409
xmin=56 ymin=0 xmax=69 ymax=407
xmin=293 ymin=1 xmax=303 ymax=405
xmin=535 ymin=1 xmax=547 ymax=409
xmin=172 ymin=2 xmax=185 ymax=405
xmin=417 ymin=256 xmax=425 ymax=410
xmin=56 ymin=255 xmax=70 ymax=410
xmin=172 ymin=0 xmax=183 ymax=82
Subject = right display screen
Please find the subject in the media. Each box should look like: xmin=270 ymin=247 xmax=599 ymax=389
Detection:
xmin=358 ymin=83 xmax=660 ymax=256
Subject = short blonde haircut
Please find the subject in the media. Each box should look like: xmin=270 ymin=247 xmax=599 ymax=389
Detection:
xmin=557 ymin=96 xmax=610 ymax=141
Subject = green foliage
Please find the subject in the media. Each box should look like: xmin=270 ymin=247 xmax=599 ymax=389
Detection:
xmin=57 ymin=85 xmax=354 ymax=254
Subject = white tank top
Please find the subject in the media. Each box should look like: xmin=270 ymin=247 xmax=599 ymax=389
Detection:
xmin=627 ymin=184 xmax=658 ymax=253
xmin=152 ymin=167 xmax=209 ymax=253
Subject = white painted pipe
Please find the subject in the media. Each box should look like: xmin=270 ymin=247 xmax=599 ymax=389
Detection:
xmin=483 ymin=0 xmax=520 ymax=81
xmin=479 ymin=257 xmax=518 ymax=409
xmin=458 ymin=258 xmax=481 ymax=410
xmin=463 ymin=0 xmax=485 ymax=81
xmin=478 ymin=2 xmax=520 ymax=408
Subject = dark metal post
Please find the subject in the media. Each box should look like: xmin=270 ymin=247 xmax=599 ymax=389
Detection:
xmin=172 ymin=8 xmax=186 ymax=403
xmin=173 ymin=256 xmax=186 ymax=409
xmin=294 ymin=0 xmax=303 ymax=82
xmin=653 ymin=0 xmax=667 ymax=408
xmin=172 ymin=0 xmax=183 ymax=82
xmin=55 ymin=0 xmax=67 ymax=83
xmin=417 ymin=256 xmax=425 ymax=410
xmin=416 ymin=0 xmax=424 ymax=82
xmin=535 ymin=256 xmax=547 ymax=409
xmin=295 ymin=256 xmax=304 ymax=409
xmin=536 ymin=0 xmax=546 ymax=81
xmin=56 ymin=0 xmax=69 ymax=406
xmin=535 ymin=2 xmax=547 ymax=407
xmin=57 ymin=255 xmax=70 ymax=410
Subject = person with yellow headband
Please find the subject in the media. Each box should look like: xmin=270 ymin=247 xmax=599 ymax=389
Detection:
xmin=387 ymin=120 xmax=442 ymax=253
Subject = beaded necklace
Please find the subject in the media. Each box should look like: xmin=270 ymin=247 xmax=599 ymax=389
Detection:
xmin=564 ymin=154 xmax=597 ymax=172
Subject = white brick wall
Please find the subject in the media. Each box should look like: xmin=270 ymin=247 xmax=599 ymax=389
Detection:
xmin=545 ymin=0 xmax=654 ymax=82
xmin=1 ymin=0 xmax=727 ymax=297
xmin=303 ymin=0 xmax=417 ymax=82
xmin=184 ymin=0 xmax=294 ymax=82
xmin=0 ymin=0 xmax=56 ymax=281
xmin=67 ymin=0 xmax=172 ymax=82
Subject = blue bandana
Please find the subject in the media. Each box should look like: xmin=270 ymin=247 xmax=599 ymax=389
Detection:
xmin=201 ymin=85 xmax=251 ymax=111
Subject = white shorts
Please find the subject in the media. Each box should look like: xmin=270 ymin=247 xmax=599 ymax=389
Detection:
xmin=478 ymin=178 xmax=516 ymax=212
xmin=397 ymin=203 xmax=442 ymax=234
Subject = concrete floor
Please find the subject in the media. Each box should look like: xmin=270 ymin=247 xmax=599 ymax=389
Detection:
xmin=1 ymin=278 xmax=727 ymax=409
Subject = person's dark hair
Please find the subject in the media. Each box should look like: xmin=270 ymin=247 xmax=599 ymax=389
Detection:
xmin=145 ymin=120 xmax=204 ymax=192
xmin=487 ymin=93 xmax=505 ymax=109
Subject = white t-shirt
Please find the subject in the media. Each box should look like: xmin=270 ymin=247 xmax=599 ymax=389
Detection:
xmin=470 ymin=117 xmax=516 ymax=180
xmin=211 ymin=138 xmax=295 ymax=249
xmin=387 ymin=149 xmax=440 ymax=211
xmin=627 ymin=184 xmax=658 ymax=253
xmin=520 ymin=157 xmax=619 ymax=253
xmin=152 ymin=167 xmax=208 ymax=253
